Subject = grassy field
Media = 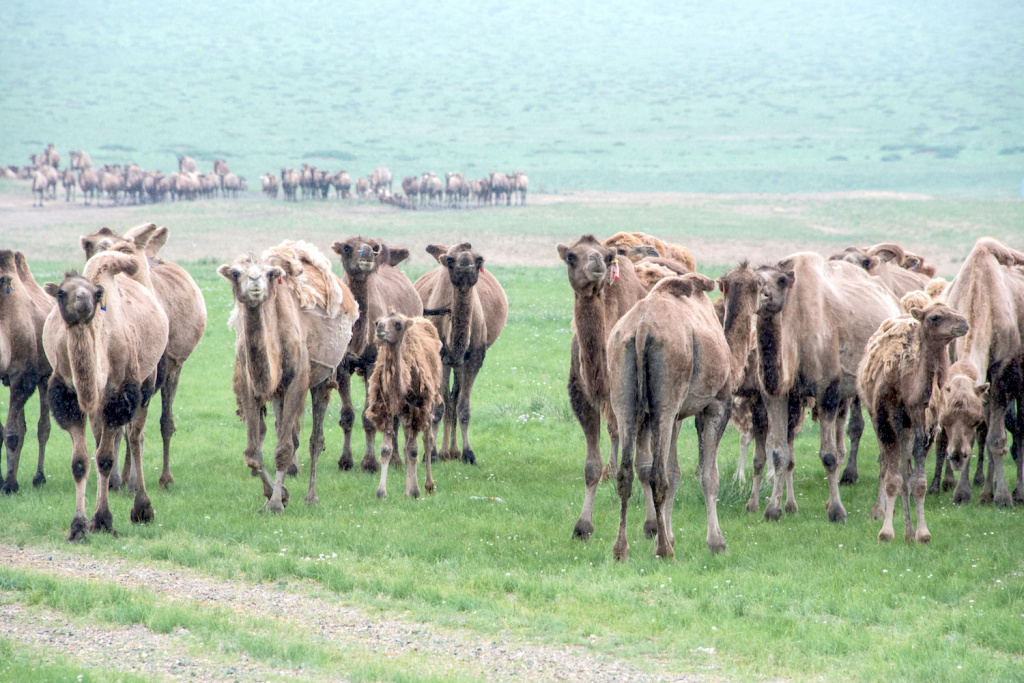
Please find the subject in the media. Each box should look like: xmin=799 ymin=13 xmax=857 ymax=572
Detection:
xmin=2 ymin=1 xmax=1023 ymax=195
xmin=1 ymin=190 xmax=1023 ymax=680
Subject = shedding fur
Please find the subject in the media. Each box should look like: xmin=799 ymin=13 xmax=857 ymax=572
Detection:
xmin=602 ymin=232 xmax=697 ymax=272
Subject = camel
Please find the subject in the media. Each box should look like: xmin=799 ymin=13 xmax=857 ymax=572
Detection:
xmin=81 ymin=224 xmax=207 ymax=490
xmin=445 ymin=173 xmax=466 ymax=207
xmin=280 ymin=168 xmax=299 ymax=201
xmin=261 ymin=173 xmax=280 ymax=199
xmin=220 ymin=241 xmax=357 ymax=511
xmin=31 ymin=171 xmax=47 ymax=207
xmin=62 ymin=169 xmax=76 ymax=202
xmin=332 ymin=171 xmax=352 ymax=199
xmin=43 ymin=251 xmax=168 ymax=541
xmin=607 ymin=266 xmax=759 ymax=560
xmin=401 ymin=177 xmax=420 ymax=206
xmin=366 ymin=313 xmax=443 ymax=499
xmin=930 ymin=360 xmax=988 ymax=503
xmin=602 ymin=232 xmax=697 ymax=273
xmin=509 ymin=172 xmax=528 ymax=205
xmin=830 ymin=243 xmax=929 ymax=298
xmin=0 ymin=250 xmax=53 ymax=494
xmin=331 ymin=237 xmax=422 ymax=473
xmin=78 ymin=168 xmax=99 ymax=205
xmin=415 ymin=243 xmax=507 ymax=465
xmin=557 ymin=235 xmax=647 ymax=539
xmin=941 ymin=237 xmax=1024 ymax=507
xmin=371 ymin=167 xmax=393 ymax=195
xmin=857 ymin=304 xmax=968 ymax=542
xmin=902 ymin=251 xmax=937 ymax=278
xmin=755 ymin=252 xmax=901 ymax=523
xmin=177 ymin=155 xmax=197 ymax=174
xmin=355 ymin=177 xmax=368 ymax=199
xmin=70 ymin=150 xmax=92 ymax=170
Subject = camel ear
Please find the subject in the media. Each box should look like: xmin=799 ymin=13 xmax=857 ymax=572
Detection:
xmin=387 ymin=247 xmax=410 ymax=267
xmin=217 ymin=264 xmax=240 ymax=282
xmin=80 ymin=237 xmax=93 ymax=255
xmin=785 ymin=271 xmax=796 ymax=287
xmin=975 ymin=383 xmax=989 ymax=397
xmin=330 ymin=240 xmax=346 ymax=255
xmin=556 ymin=244 xmax=569 ymax=262
xmin=145 ymin=226 xmax=169 ymax=258
xmin=910 ymin=307 xmax=925 ymax=322
xmin=123 ymin=222 xmax=159 ymax=246
xmin=43 ymin=282 xmax=60 ymax=298
xmin=475 ymin=255 xmax=484 ymax=270
xmin=868 ymin=243 xmax=905 ymax=265
xmin=93 ymin=285 xmax=104 ymax=306
xmin=717 ymin=277 xmax=728 ymax=295
xmin=426 ymin=244 xmax=448 ymax=263
xmin=683 ymin=273 xmax=715 ymax=294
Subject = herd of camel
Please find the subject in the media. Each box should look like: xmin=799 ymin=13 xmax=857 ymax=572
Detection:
xmin=3 ymin=144 xmax=528 ymax=210
xmin=1 ymin=221 xmax=1022 ymax=561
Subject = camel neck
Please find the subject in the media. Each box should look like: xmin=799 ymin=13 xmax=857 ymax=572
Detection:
xmin=574 ymin=288 xmax=607 ymax=402
xmin=241 ymin=299 xmax=276 ymax=398
xmin=448 ymin=284 xmax=474 ymax=362
xmin=910 ymin=330 xmax=951 ymax=407
xmin=66 ymin=323 xmax=101 ymax=414
xmin=346 ymin=274 xmax=372 ymax=355
xmin=756 ymin=313 xmax=784 ymax=396
xmin=723 ymin=298 xmax=755 ymax=389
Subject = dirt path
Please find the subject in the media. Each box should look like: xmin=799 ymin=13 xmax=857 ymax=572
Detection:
xmin=0 ymin=543 xmax=707 ymax=682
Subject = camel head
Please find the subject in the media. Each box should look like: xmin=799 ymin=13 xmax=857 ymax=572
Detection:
xmin=627 ymin=245 xmax=662 ymax=262
xmin=374 ymin=311 xmax=411 ymax=346
xmin=44 ymin=271 xmax=104 ymax=326
xmin=333 ymin=237 xmax=386 ymax=277
xmin=0 ymin=250 xmax=21 ymax=300
xmin=938 ymin=363 xmax=987 ymax=472
xmin=718 ymin=261 xmax=760 ymax=331
xmin=428 ymin=243 xmax=483 ymax=289
xmin=81 ymin=226 xmax=122 ymax=260
xmin=829 ymin=246 xmax=875 ymax=272
xmin=557 ymin=234 xmax=616 ymax=296
xmin=218 ymin=255 xmax=286 ymax=308
xmin=755 ymin=264 xmax=795 ymax=317
xmin=867 ymin=243 xmax=906 ymax=266
xmin=910 ymin=302 xmax=969 ymax=346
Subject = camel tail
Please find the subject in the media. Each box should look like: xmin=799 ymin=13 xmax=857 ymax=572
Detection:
xmin=634 ymin=329 xmax=651 ymax=425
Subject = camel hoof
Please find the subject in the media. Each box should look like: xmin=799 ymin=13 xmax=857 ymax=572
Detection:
xmin=839 ymin=470 xmax=858 ymax=486
xmin=978 ymin=490 xmax=994 ymax=505
xmin=1013 ymin=490 xmax=1024 ymax=506
xmin=1 ymin=480 xmax=17 ymax=495
xmin=655 ymin=544 xmax=674 ymax=560
xmin=764 ymin=507 xmax=782 ymax=522
xmin=745 ymin=498 xmax=760 ymax=514
xmin=407 ymin=487 xmax=420 ymax=499
xmin=375 ymin=488 xmax=387 ymax=499
xmin=784 ymin=500 xmax=799 ymax=514
xmin=337 ymin=455 xmax=353 ymax=471
xmin=443 ymin=448 xmax=460 ymax=461
xmin=68 ymin=516 xmax=89 ymax=542
xmin=869 ymin=506 xmax=885 ymax=520
xmin=572 ymin=519 xmax=594 ymax=541
xmin=130 ymin=503 xmax=155 ymax=524
xmin=707 ymin=537 xmax=727 ymax=555
xmin=32 ymin=472 xmax=46 ymax=487
xmin=878 ymin=528 xmax=894 ymax=543
xmin=941 ymin=477 xmax=955 ymax=492
xmin=928 ymin=480 xmax=940 ymax=495
xmin=89 ymin=510 xmax=116 ymax=535
xmin=643 ymin=519 xmax=658 ymax=539
xmin=361 ymin=458 xmax=380 ymax=474
xmin=613 ymin=541 xmax=630 ymax=562
xmin=916 ymin=529 xmax=932 ymax=544
xmin=973 ymin=472 xmax=985 ymax=487
xmin=286 ymin=463 xmax=300 ymax=477
xmin=994 ymin=492 xmax=1013 ymax=508
xmin=827 ymin=503 xmax=847 ymax=523
xmin=461 ymin=449 xmax=476 ymax=465
xmin=262 ymin=499 xmax=285 ymax=514
xmin=304 ymin=493 xmax=318 ymax=506
xmin=951 ymin=489 xmax=970 ymax=505
xmin=159 ymin=473 xmax=174 ymax=489
xmin=107 ymin=474 xmax=123 ymax=492
xmin=425 ymin=481 xmax=435 ymax=495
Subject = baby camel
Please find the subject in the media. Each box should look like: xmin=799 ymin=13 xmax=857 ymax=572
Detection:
xmin=366 ymin=313 xmax=443 ymax=499
xmin=857 ymin=303 xmax=968 ymax=543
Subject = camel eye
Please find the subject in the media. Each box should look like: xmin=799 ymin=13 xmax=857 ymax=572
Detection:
xmin=342 ymin=245 xmax=352 ymax=255
xmin=566 ymin=254 xmax=577 ymax=266
xmin=605 ymin=253 xmax=614 ymax=264
xmin=395 ymin=322 xmax=403 ymax=331
xmin=777 ymin=276 xmax=786 ymax=287
xmin=57 ymin=290 xmax=66 ymax=300
xmin=929 ymin=315 xmax=941 ymax=324
xmin=446 ymin=257 xmax=455 ymax=268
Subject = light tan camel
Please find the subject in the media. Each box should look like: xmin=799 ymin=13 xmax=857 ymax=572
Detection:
xmin=857 ymin=303 xmax=968 ymax=542
xmin=415 ymin=243 xmax=507 ymax=465
xmin=830 ymin=243 xmax=929 ymax=298
xmin=557 ymin=235 xmax=647 ymax=540
xmin=365 ymin=313 xmax=443 ymax=499
xmin=0 ymin=250 xmax=52 ymax=494
xmin=942 ymin=237 xmax=1024 ymax=507
xmin=220 ymin=241 xmax=357 ymax=511
xmin=932 ymin=361 xmax=989 ymax=504
xmin=81 ymin=224 xmax=207 ymax=490
xmin=755 ymin=252 xmax=901 ymax=523
xmin=331 ymin=237 xmax=422 ymax=473
xmin=602 ymin=232 xmax=697 ymax=273
xmin=607 ymin=267 xmax=758 ymax=560
xmin=43 ymin=252 xmax=169 ymax=541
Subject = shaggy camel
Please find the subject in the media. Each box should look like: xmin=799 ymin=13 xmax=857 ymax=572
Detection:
xmin=81 ymin=224 xmax=207 ymax=489
xmin=858 ymin=304 xmax=968 ymax=542
xmin=355 ymin=177 xmax=369 ymax=199
xmin=557 ymin=235 xmax=647 ymax=539
xmin=0 ymin=251 xmax=53 ymax=494
xmin=755 ymin=252 xmax=900 ymax=523
xmin=830 ymin=243 xmax=929 ymax=298
xmin=941 ymin=237 xmax=1024 ymax=507
xmin=43 ymin=252 xmax=168 ymax=541
xmin=70 ymin=150 xmax=92 ymax=170
xmin=607 ymin=268 xmax=759 ymax=560
xmin=331 ymin=237 xmax=422 ymax=473
xmin=366 ymin=313 xmax=443 ymax=499
xmin=220 ymin=241 xmax=357 ymax=511
xmin=931 ymin=361 xmax=989 ymax=503
xmin=416 ymin=243 xmax=507 ymax=464
xmin=602 ymin=232 xmax=697 ymax=273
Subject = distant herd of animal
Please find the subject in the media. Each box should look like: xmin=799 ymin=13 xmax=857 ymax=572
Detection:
xmin=2 ymin=144 xmax=528 ymax=210
xmin=1 ymin=221 xmax=1021 ymax=561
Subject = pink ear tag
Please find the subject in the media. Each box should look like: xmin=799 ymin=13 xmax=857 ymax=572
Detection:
xmin=612 ymin=258 xmax=620 ymax=281
xmin=278 ymin=278 xmax=283 ymax=285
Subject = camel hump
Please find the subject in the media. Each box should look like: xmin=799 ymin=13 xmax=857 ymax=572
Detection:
xmin=867 ymin=243 xmax=906 ymax=265
xmin=899 ymin=290 xmax=931 ymax=314
xmin=976 ymin=237 xmax=1024 ymax=267
xmin=83 ymin=250 xmax=139 ymax=281
xmin=652 ymin=273 xmax=714 ymax=299
xmin=263 ymin=240 xmax=346 ymax=317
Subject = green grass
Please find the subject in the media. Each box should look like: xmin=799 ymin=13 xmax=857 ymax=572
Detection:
xmin=2 ymin=248 xmax=1023 ymax=681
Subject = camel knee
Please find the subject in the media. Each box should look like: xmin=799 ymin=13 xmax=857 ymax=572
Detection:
xmin=4 ymin=433 xmax=22 ymax=453
xmin=911 ymin=476 xmax=927 ymax=499
xmin=95 ymin=452 xmax=114 ymax=476
xmin=584 ymin=460 xmax=603 ymax=487
xmin=339 ymin=407 xmax=355 ymax=431
xmin=160 ymin=413 xmax=175 ymax=440
xmin=820 ymin=451 xmax=838 ymax=472
xmin=616 ymin=468 xmax=634 ymax=500
xmin=457 ymin=402 xmax=471 ymax=424
xmin=884 ymin=474 xmax=902 ymax=497
xmin=71 ymin=456 xmax=88 ymax=482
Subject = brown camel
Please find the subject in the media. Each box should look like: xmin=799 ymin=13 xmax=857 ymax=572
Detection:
xmin=902 ymin=251 xmax=937 ymax=278
xmin=607 ymin=267 xmax=758 ymax=560
xmin=43 ymin=252 xmax=168 ymax=541
xmin=755 ymin=252 xmax=901 ymax=523
xmin=931 ymin=360 xmax=988 ymax=503
xmin=280 ymin=168 xmax=299 ymax=201
xmin=829 ymin=243 xmax=929 ymax=298
xmin=366 ymin=313 xmax=443 ymax=499
xmin=62 ymin=169 xmax=76 ymax=202
xmin=0 ymin=250 xmax=53 ymax=494
xmin=857 ymin=304 xmax=968 ymax=542
xmin=81 ymin=224 xmax=207 ymax=490
xmin=220 ymin=241 xmax=357 ymax=511
xmin=415 ymin=243 xmax=508 ymax=464
xmin=557 ymin=235 xmax=647 ymax=539
xmin=178 ymin=155 xmax=197 ymax=174
xmin=331 ymin=237 xmax=422 ymax=473
xmin=602 ymin=232 xmax=697 ymax=273
xmin=78 ymin=168 xmax=99 ymax=205
xmin=942 ymin=237 xmax=1024 ymax=507
xmin=401 ymin=177 xmax=420 ymax=206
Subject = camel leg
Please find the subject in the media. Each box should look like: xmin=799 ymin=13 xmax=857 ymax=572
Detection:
xmin=659 ymin=420 xmax=682 ymax=548
xmin=840 ymin=397 xmax=864 ymax=485
xmin=1 ymin=372 xmax=33 ymax=494
xmin=376 ymin=427 xmax=397 ymax=499
xmin=745 ymin=397 xmax=768 ymax=512
xmin=359 ymin=404 xmax=380 ymax=473
xmin=782 ymin=393 xmax=802 ymax=514
xmin=930 ymin=428 xmax=949 ymax=495
xmin=305 ymin=380 xmax=331 ymax=505
xmin=336 ymin=366 xmax=356 ymax=470
xmin=697 ymin=401 xmax=728 ymax=554
xmin=403 ymin=423 xmax=420 ymax=499
xmin=908 ymin=428 xmax=931 ymax=542
xmin=763 ymin=394 xmax=792 ymax=522
xmin=267 ymin=385 xmax=305 ymax=512
xmin=90 ymin=422 xmax=117 ymax=536
xmin=974 ymin=421 xmax=987 ymax=488
xmin=108 ymin=428 xmax=127 ymax=493
xmin=612 ymin=418 xmax=641 ymax=563
xmin=441 ymin=364 xmax=460 ymax=461
xmin=68 ymin=420 xmax=91 ymax=542
xmin=158 ymin=361 xmax=183 ymax=488
xmin=422 ymin=427 xmax=435 ymax=495
xmin=876 ymin=413 xmax=901 ymax=542
xmin=456 ymin=349 xmax=485 ymax=465
xmin=602 ymin=401 xmax=620 ymax=481
xmin=983 ymin=376 xmax=1014 ymax=506
xmin=126 ymin=403 xmax=154 ymax=525
xmin=817 ymin=381 xmax=847 ymax=522
xmin=649 ymin=411 xmax=675 ymax=560
xmin=569 ymin=349 xmax=602 ymax=541
xmin=635 ymin=422 xmax=658 ymax=539
xmin=32 ymin=377 xmax=50 ymax=487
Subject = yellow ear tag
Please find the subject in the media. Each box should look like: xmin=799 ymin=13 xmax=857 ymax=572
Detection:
xmin=100 ymin=291 xmax=107 ymax=311
xmin=611 ymin=257 xmax=620 ymax=281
